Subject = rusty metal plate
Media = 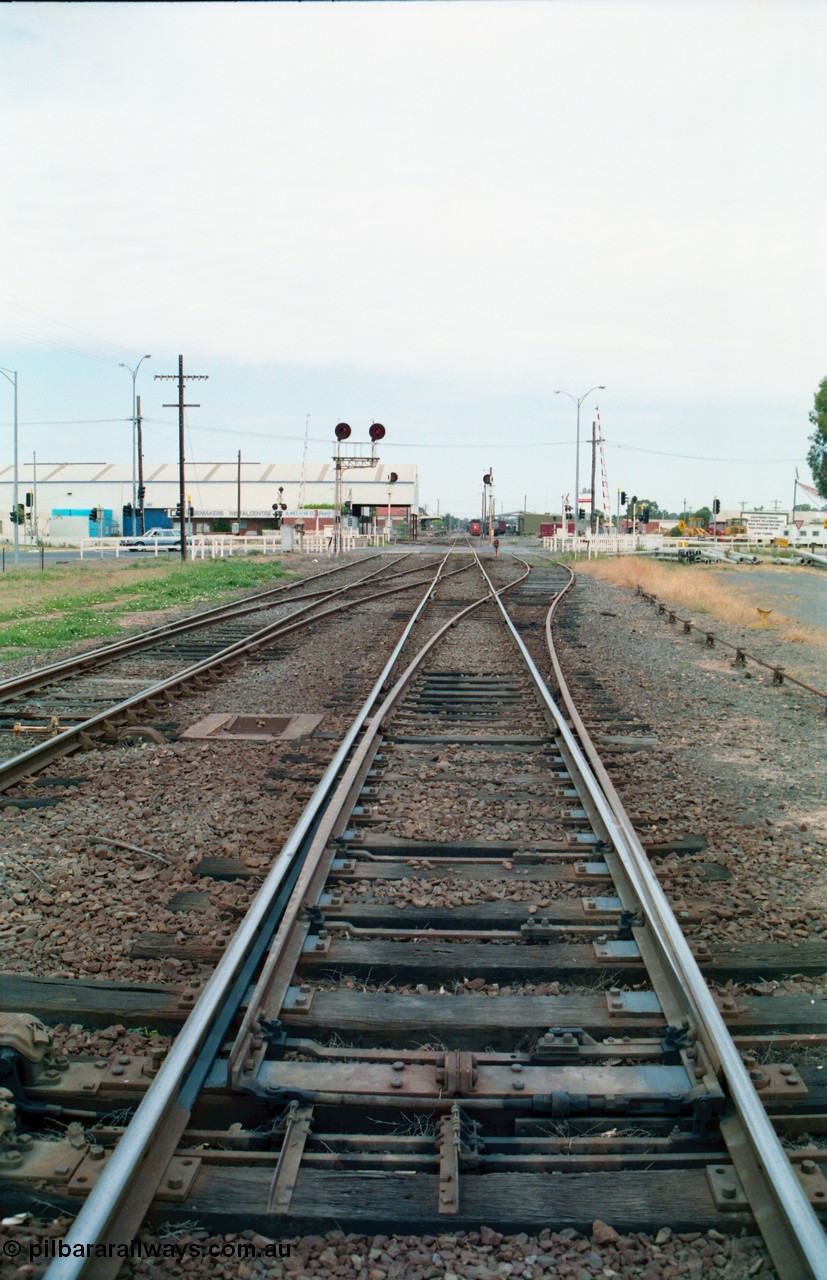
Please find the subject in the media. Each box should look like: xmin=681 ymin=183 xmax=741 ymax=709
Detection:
xmin=706 ymin=1163 xmax=749 ymax=1210
xmin=155 ymin=1154 xmax=202 ymax=1202
xmin=742 ymin=1063 xmax=809 ymax=1100
xmin=606 ymin=990 xmax=663 ymax=1016
xmin=181 ymin=713 xmax=324 ymax=742
xmin=593 ymin=941 xmax=643 ymax=961
xmin=67 ymin=1150 xmax=200 ymax=1202
xmin=795 ymin=1159 xmax=827 ymax=1210
xmin=0 ymin=1139 xmax=85 ymax=1183
xmin=254 ymin=1060 xmax=696 ymax=1102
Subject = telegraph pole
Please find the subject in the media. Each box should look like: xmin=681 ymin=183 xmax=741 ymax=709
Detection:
xmin=155 ymin=356 xmax=208 ymax=560
xmin=136 ymin=395 xmax=145 ymax=533
xmin=590 ymin=420 xmax=597 ymax=535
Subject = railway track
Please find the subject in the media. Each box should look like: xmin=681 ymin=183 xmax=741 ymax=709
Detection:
xmin=0 ymin=552 xmax=450 ymax=790
xmin=1 ymin=552 xmax=825 ymax=1278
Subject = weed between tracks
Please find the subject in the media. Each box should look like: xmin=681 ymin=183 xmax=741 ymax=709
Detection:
xmin=0 ymin=558 xmax=292 ymax=658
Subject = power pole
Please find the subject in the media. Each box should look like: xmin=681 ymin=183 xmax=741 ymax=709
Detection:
xmin=237 ymin=450 xmax=242 ymax=525
xmin=590 ymin=419 xmax=597 ymax=535
xmin=136 ymin=395 xmax=145 ymax=533
xmin=487 ymin=467 xmax=494 ymax=545
xmin=155 ymin=356 xmax=208 ymax=561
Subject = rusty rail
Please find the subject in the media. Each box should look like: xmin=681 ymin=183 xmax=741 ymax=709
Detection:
xmin=636 ymin=587 xmax=827 ymax=714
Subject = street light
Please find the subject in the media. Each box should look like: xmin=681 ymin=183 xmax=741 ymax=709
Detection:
xmin=119 ymin=355 xmax=151 ymax=514
xmin=0 ymin=367 xmax=19 ymax=564
xmin=554 ymin=384 xmax=605 ymax=535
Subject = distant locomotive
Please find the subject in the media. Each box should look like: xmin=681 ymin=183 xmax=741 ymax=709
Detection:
xmin=469 ymin=519 xmax=482 ymax=536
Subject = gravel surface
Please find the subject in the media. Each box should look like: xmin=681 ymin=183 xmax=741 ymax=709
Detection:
xmin=0 ymin=1220 xmax=774 ymax=1279
xmin=5 ymin=549 xmax=819 ymax=1278
xmin=0 ymin=569 xmax=440 ymax=985
xmin=549 ymin=569 xmax=827 ymax=950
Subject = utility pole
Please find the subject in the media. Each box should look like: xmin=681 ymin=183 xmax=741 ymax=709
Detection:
xmin=589 ymin=419 xmax=597 ymax=536
xmin=237 ymin=450 xmax=242 ymax=525
xmin=32 ymin=452 xmax=37 ymax=547
xmin=155 ymin=356 xmax=208 ymax=561
xmin=136 ymin=395 xmax=145 ymax=533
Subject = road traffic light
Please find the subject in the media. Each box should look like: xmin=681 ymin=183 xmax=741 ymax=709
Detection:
xmin=620 ymin=491 xmax=627 ymax=505
xmin=712 ymin=497 xmax=721 ymax=514
xmin=90 ymin=508 xmax=99 ymax=523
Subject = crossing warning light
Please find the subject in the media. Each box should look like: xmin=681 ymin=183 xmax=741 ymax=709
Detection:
xmin=335 ymin=422 xmax=351 ymax=441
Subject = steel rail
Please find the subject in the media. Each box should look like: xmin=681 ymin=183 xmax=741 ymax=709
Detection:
xmin=44 ymin=549 xmax=474 ymax=1280
xmin=227 ymin=556 xmax=532 ymax=1086
xmin=504 ymin=559 xmax=827 ymax=1280
xmin=0 ymin=552 xmax=415 ymax=704
xmin=0 ymin=565 xmax=450 ymax=794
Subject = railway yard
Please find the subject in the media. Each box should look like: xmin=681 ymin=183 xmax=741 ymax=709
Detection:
xmin=0 ymin=545 xmax=825 ymax=1280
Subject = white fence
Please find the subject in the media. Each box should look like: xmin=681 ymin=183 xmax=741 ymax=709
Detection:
xmin=541 ymin=533 xmax=752 ymax=558
xmin=79 ymin=530 xmax=391 ymax=559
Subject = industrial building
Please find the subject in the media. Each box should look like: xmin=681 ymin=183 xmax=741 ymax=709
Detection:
xmin=0 ymin=460 xmax=418 ymax=544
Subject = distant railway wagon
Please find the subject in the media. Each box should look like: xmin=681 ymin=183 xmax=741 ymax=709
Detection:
xmin=469 ymin=519 xmax=482 ymax=536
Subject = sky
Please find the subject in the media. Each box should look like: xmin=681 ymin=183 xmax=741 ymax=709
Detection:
xmin=1 ymin=0 xmax=825 ymax=518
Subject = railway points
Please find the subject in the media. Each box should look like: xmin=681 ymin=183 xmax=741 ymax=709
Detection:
xmin=0 ymin=545 xmax=824 ymax=1279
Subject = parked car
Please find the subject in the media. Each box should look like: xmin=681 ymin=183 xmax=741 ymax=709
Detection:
xmin=122 ymin=527 xmax=186 ymax=551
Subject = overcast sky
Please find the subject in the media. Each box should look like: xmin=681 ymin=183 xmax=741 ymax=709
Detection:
xmin=2 ymin=1 xmax=825 ymax=517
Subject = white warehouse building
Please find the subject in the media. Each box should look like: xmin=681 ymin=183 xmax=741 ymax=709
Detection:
xmin=0 ymin=459 xmax=419 ymax=543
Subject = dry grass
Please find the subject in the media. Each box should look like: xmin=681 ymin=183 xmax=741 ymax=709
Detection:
xmin=578 ymin=558 xmax=823 ymax=643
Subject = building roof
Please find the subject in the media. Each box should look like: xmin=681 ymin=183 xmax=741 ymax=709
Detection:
xmin=0 ymin=460 xmax=419 ymax=516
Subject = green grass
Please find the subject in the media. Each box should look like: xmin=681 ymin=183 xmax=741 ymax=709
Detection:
xmin=0 ymin=558 xmax=292 ymax=659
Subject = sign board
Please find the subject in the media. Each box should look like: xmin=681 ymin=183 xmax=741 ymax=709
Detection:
xmin=745 ymin=512 xmax=787 ymax=539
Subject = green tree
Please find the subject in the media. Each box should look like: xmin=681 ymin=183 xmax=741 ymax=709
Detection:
xmin=636 ymin=498 xmax=663 ymax=518
xmin=807 ymin=375 xmax=827 ymax=499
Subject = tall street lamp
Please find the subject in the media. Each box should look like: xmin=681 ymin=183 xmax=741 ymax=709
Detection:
xmin=0 ymin=367 xmax=19 ymax=564
xmin=554 ymin=384 xmax=605 ymax=534
xmin=119 ymin=355 xmax=151 ymax=514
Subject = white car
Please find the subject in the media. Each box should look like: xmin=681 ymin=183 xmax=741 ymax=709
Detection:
xmin=122 ymin=527 xmax=186 ymax=551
